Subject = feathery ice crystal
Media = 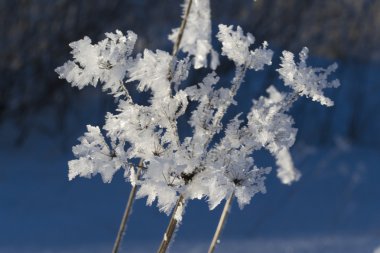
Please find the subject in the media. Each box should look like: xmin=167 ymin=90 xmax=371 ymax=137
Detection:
xmin=57 ymin=21 xmax=339 ymax=214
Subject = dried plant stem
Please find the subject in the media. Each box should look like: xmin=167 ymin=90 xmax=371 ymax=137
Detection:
xmin=168 ymin=0 xmax=193 ymax=83
xmin=156 ymin=2 xmax=193 ymax=253
xmin=153 ymin=1 xmax=194 ymax=252
xmin=171 ymin=0 xmax=193 ymax=57
xmin=157 ymin=195 xmax=185 ymax=253
xmin=208 ymin=192 xmax=234 ymax=253
xmin=166 ymin=0 xmax=193 ymax=145
xmin=112 ymin=159 xmax=144 ymax=253
xmin=119 ymin=80 xmax=133 ymax=101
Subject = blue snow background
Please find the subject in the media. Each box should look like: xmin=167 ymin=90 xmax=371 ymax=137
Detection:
xmin=1 ymin=0 xmax=379 ymax=252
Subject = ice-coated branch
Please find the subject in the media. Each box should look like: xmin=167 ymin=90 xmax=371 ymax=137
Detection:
xmin=278 ymin=47 xmax=340 ymax=106
xmin=169 ymin=0 xmax=219 ymax=69
xmin=171 ymin=0 xmax=193 ymax=58
xmin=209 ymin=65 xmax=247 ymax=142
xmin=217 ymin=24 xmax=273 ymax=70
xmin=236 ymin=86 xmax=299 ymax=184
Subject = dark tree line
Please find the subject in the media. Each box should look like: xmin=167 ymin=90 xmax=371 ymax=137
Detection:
xmin=1 ymin=0 xmax=379 ymax=145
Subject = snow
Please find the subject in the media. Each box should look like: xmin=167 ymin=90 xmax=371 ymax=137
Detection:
xmin=1 ymin=236 xmax=379 ymax=253
xmin=1 ymin=127 xmax=379 ymax=252
xmin=174 ymin=201 xmax=184 ymax=222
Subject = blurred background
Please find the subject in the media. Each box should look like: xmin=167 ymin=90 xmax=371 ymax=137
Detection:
xmin=1 ymin=0 xmax=379 ymax=252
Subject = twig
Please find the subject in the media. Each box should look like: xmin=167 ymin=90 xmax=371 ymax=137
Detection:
xmin=156 ymin=1 xmax=193 ymax=252
xmin=111 ymin=2 xmax=193 ymax=247
xmin=202 ymin=65 xmax=247 ymax=157
xmin=157 ymin=195 xmax=185 ymax=253
xmin=171 ymin=0 xmax=193 ymax=58
xmin=168 ymin=0 xmax=193 ymax=82
xmin=112 ymin=159 xmax=144 ymax=253
xmin=208 ymin=192 xmax=234 ymax=253
xmin=119 ymin=80 xmax=133 ymax=102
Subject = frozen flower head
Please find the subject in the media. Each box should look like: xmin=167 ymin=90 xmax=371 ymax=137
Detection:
xmin=136 ymin=157 xmax=185 ymax=214
xmin=127 ymin=49 xmax=172 ymax=98
xmin=278 ymin=47 xmax=340 ymax=106
xmin=56 ymin=30 xmax=137 ymax=97
xmin=206 ymin=151 xmax=271 ymax=210
xmin=68 ymin=125 xmax=127 ymax=183
xmin=217 ymin=24 xmax=273 ymax=70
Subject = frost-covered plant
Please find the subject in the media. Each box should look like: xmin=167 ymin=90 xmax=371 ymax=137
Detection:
xmin=56 ymin=1 xmax=340 ymax=252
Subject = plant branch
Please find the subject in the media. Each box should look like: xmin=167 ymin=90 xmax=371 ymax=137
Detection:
xmin=156 ymin=2 xmax=193 ymax=252
xmin=171 ymin=0 xmax=193 ymax=58
xmin=157 ymin=195 xmax=185 ymax=253
xmin=208 ymin=192 xmax=234 ymax=253
xmin=168 ymin=0 xmax=193 ymax=83
xmin=203 ymin=65 xmax=248 ymax=155
xmin=112 ymin=159 xmax=144 ymax=253
xmin=119 ymin=80 xmax=133 ymax=102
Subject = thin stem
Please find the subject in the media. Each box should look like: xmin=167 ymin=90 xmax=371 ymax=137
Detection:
xmin=208 ymin=192 xmax=234 ymax=253
xmin=157 ymin=195 xmax=185 ymax=253
xmin=156 ymin=2 xmax=193 ymax=252
xmin=119 ymin=80 xmax=133 ymax=102
xmin=168 ymin=0 xmax=193 ymax=82
xmin=171 ymin=0 xmax=193 ymax=58
xmin=112 ymin=159 xmax=144 ymax=253
xmin=164 ymin=0 xmax=193 ymax=147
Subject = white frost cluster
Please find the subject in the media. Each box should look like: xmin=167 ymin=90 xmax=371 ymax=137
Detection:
xmin=58 ymin=20 xmax=339 ymax=215
xmin=217 ymin=25 xmax=273 ymax=70
xmin=247 ymin=86 xmax=300 ymax=184
xmin=56 ymin=30 xmax=137 ymax=97
xmin=278 ymin=47 xmax=340 ymax=106
xmin=68 ymin=125 xmax=127 ymax=183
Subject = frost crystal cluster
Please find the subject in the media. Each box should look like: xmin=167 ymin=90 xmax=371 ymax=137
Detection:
xmin=57 ymin=16 xmax=339 ymax=215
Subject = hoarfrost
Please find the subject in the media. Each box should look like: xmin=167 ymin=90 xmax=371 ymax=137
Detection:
xmin=217 ymin=24 xmax=273 ymax=70
xmin=56 ymin=30 xmax=137 ymax=98
xmin=174 ymin=201 xmax=184 ymax=222
xmin=278 ymin=47 xmax=340 ymax=106
xmin=169 ymin=0 xmax=218 ymax=69
xmin=59 ymin=19 xmax=339 ymax=214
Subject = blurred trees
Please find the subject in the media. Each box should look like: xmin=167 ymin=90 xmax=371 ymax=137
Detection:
xmin=1 ymin=0 xmax=379 ymax=145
